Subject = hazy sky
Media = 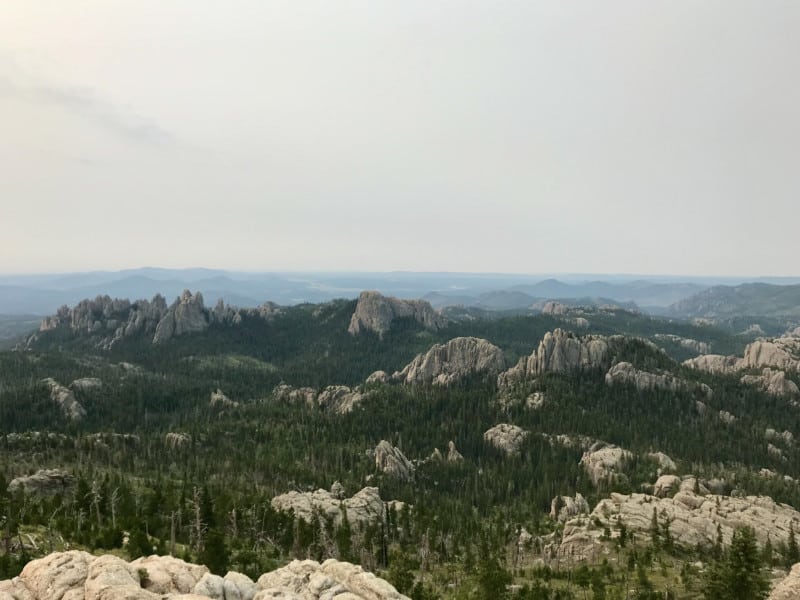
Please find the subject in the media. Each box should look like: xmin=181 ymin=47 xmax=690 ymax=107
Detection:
xmin=1 ymin=1 xmax=798 ymax=275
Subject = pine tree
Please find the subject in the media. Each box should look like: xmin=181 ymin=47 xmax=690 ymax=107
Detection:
xmin=703 ymin=526 xmax=769 ymax=600
xmin=787 ymin=522 xmax=800 ymax=567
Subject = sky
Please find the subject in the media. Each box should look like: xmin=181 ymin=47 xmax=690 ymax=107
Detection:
xmin=1 ymin=1 xmax=798 ymax=276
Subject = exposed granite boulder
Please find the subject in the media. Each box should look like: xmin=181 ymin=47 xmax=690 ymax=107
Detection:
xmin=766 ymin=428 xmax=795 ymax=446
xmin=153 ymin=290 xmax=209 ymax=344
xmin=550 ymin=493 xmax=590 ymax=522
xmin=605 ymin=362 xmax=712 ymax=397
xmin=682 ymin=353 xmax=741 ymax=373
xmin=69 ymin=378 xmax=102 ymax=391
xmin=210 ymin=389 xmax=239 ymax=408
xmin=541 ymin=301 xmax=569 ymax=315
xmin=684 ymin=337 xmax=800 ymax=376
xmin=653 ymin=474 xmax=682 ymax=498
xmin=653 ymin=334 xmax=710 ymax=354
xmin=446 ymin=441 xmax=464 ymax=462
xmin=271 ymin=384 xmax=370 ymax=415
xmin=366 ymin=370 xmax=390 ymax=384
xmin=374 ymin=441 xmax=414 ymax=481
xmin=348 ymin=291 xmax=446 ymax=337
xmin=770 ymin=563 xmax=800 ymax=600
xmin=165 ymin=432 xmax=192 ymax=450
xmin=558 ymin=488 xmax=800 ymax=561
xmin=741 ymin=368 xmax=799 ymax=397
xmin=5 ymin=551 xmax=406 ymax=600
xmin=498 ymin=329 xmax=614 ymax=390
xmin=255 ymin=558 xmax=409 ymax=600
xmin=8 ymin=469 xmax=75 ymax=498
xmin=316 ymin=386 xmax=368 ymax=414
xmin=483 ymin=424 xmax=529 ymax=456
xmin=41 ymin=378 xmax=86 ymax=421
xmin=271 ymin=487 xmax=398 ymax=527
xmin=579 ymin=443 xmax=632 ymax=486
xmin=647 ymin=452 xmax=677 ymax=473
xmin=393 ymin=337 xmax=505 ymax=386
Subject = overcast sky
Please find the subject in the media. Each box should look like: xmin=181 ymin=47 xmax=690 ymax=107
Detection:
xmin=1 ymin=1 xmax=798 ymax=276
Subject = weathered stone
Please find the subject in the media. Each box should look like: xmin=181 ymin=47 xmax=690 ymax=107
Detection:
xmin=550 ymin=493 xmax=590 ymax=522
xmin=8 ymin=469 xmax=75 ymax=498
xmin=165 ymin=432 xmax=192 ymax=450
xmin=210 ymin=389 xmax=238 ymax=408
xmin=653 ymin=474 xmax=681 ymax=498
xmin=579 ymin=443 xmax=632 ymax=486
xmin=348 ymin=291 xmax=446 ymax=337
xmin=19 ymin=550 xmax=95 ymax=600
xmin=483 ymin=424 xmax=529 ymax=456
xmin=393 ymin=337 xmax=505 ymax=386
xmin=446 ymin=441 xmax=464 ymax=463
xmin=41 ymin=378 xmax=86 ymax=421
xmin=770 ymin=563 xmax=800 ymax=600
xmin=605 ymin=362 xmax=712 ymax=397
xmin=69 ymin=378 xmax=103 ymax=391
xmin=647 ymin=452 xmax=677 ymax=473
xmin=741 ymin=369 xmax=799 ymax=397
xmin=131 ymin=554 xmax=209 ymax=594
xmin=374 ymin=441 xmax=414 ymax=481
xmin=271 ymin=487 xmax=395 ymax=527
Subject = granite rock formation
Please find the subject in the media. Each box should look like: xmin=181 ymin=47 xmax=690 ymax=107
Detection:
xmin=483 ymin=424 xmax=529 ymax=456
xmin=393 ymin=337 xmax=505 ymax=386
xmin=0 ymin=551 xmax=408 ymax=600
xmin=41 ymin=378 xmax=86 ymax=421
xmin=7 ymin=469 xmax=75 ymax=498
xmin=271 ymin=486 xmax=403 ymax=527
xmin=374 ymin=441 xmax=414 ymax=481
xmin=579 ymin=443 xmax=632 ymax=486
xmin=348 ymin=291 xmax=446 ymax=337
xmin=605 ymin=362 xmax=712 ymax=397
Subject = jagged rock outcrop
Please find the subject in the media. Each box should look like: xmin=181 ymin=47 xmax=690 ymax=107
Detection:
xmin=541 ymin=433 xmax=596 ymax=451
xmin=653 ymin=334 xmax=710 ymax=354
xmin=374 ymin=441 xmax=414 ymax=481
xmin=271 ymin=486 xmax=403 ymax=527
xmin=483 ymin=424 xmax=529 ymax=456
xmin=682 ymin=353 xmax=741 ymax=373
xmin=210 ymin=389 xmax=238 ymax=408
xmin=741 ymin=368 xmax=800 ymax=397
xmin=256 ymin=558 xmax=409 ymax=600
xmin=684 ymin=337 xmax=800 ymax=380
xmin=392 ymin=337 xmax=505 ymax=386
xmin=557 ymin=487 xmax=800 ymax=562
xmin=652 ymin=474 xmax=681 ymax=497
xmin=69 ymin=377 xmax=102 ymax=391
xmin=498 ymin=329 xmax=614 ymax=390
xmin=348 ymin=291 xmax=446 ymax=337
xmin=366 ymin=370 xmax=390 ymax=384
xmin=271 ymin=384 xmax=318 ymax=405
xmin=41 ymin=378 xmax=86 ymax=421
xmin=165 ymin=432 xmax=192 ymax=450
xmin=446 ymin=441 xmax=464 ymax=462
xmin=550 ymin=493 xmax=590 ymax=522
xmin=8 ymin=469 xmax=75 ymax=498
xmin=153 ymin=290 xmax=209 ymax=344
xmin=647 ymin=452 xmax=677 ymax=473
xmin=316 ymin=385 xmax=369 ymax=414
xmin=271 ymin=384 xmax=369 ymax=414
xmin=579 ymin=443 xmax=632 ymax=486
xmin=770 ymin=563 xmax=800 ymax=600
xmin=1 ymin=551 xmax=408 ymax=600
xmin=541 ymin=301 xmax=569 ymax=315
xmin=30 ymin=291 xmax=283 ymax=350
xmin=605 ymin=362 xmax=712 ymax=397
xmin=766 ymin=428 xmax=795 ymax=446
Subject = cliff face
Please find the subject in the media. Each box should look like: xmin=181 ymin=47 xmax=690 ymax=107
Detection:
xmin=392 ymin=336 xmax=506 ymax=385
xmin=347 ymin=291 xmax=447 ymax=337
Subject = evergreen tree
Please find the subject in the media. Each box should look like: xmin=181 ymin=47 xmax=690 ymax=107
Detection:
xmin=703 ymin=526 xmax=769 ymax=600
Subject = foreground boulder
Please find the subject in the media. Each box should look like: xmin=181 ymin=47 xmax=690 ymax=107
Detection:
xmin=348 ymin=291 xmax=446 ymax=337
xmin=2 ymin=551 xmax=408 ymax=600
xmin=393 ymin=337 xmax=506 ymax=385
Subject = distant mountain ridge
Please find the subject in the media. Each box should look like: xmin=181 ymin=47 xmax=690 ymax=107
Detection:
xmin=669 ymin=283 xmax=800 ymax=319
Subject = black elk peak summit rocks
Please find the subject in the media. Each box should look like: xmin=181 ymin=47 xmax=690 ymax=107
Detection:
xmin=347 ymin=291 xmax=447 ymax=337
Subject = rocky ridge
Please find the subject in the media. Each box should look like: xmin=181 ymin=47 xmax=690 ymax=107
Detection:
xmin=41 ymin=378 xmax=86 ymax=421
xmin=270 ymin=486 xmax=404 ymax=527
xmin=0 ymin=550 xmax=408 ymax=600
xmin=374 ymin=441 xmax=414 ymax=481
xmin=605 ymin=362 xmax=712 ymax=397
xmin=7 ymin=469 xmax=75 ymax=498
xmin=557 ymin=482 xmax=800 ymax=562
xmin=30 ymin=291 xmax=283 ymax=349
xmin=272 ymin=384 xmax=370 ymax=415
xmin=347 ymin=291 xmax=446 ymax=337
xmin=390 ymin=337 xmax=505 ymax=386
